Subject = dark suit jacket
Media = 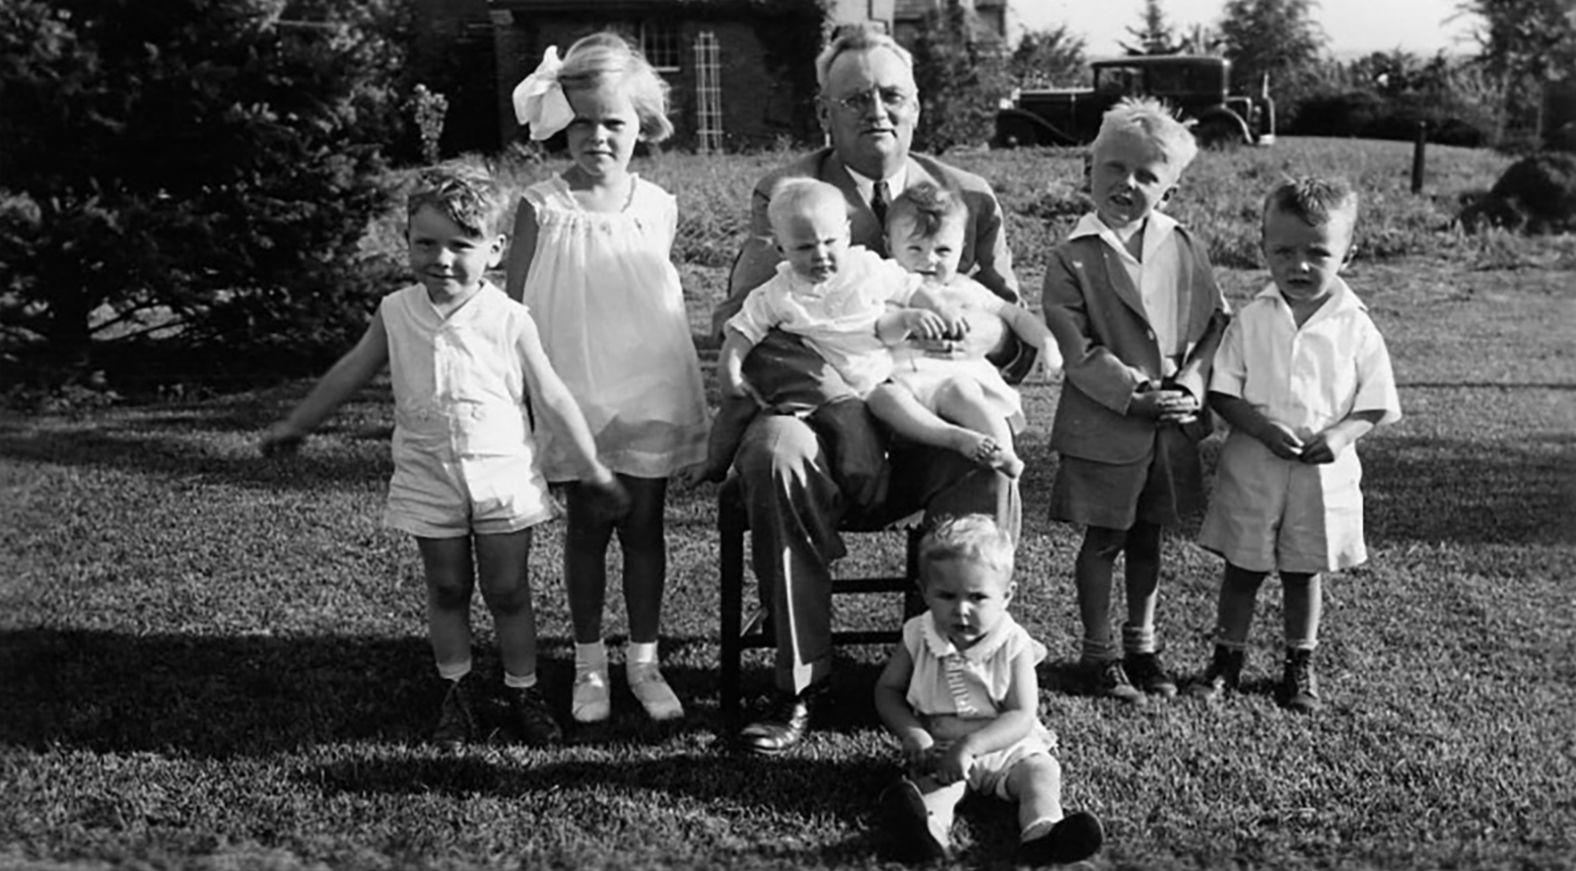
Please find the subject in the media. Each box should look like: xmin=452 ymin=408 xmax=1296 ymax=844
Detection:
xmin=1042 ymin=228 xmax=1229 ymax=465
xmin=711 ymin=147 xmax=1019 ymax=335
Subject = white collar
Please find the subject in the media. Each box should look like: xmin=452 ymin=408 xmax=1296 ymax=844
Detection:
xmin=1070 ymin=210 xmax=1179 ymax=251
xmin=1256 ymin=275 xmax=1365 ymax=324
xmin=845 ymin=163 xmax=908 ymax=204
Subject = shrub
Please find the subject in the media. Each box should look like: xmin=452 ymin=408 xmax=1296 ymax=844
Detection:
xmin=0 ymin=0 xmax=407 ymax=391
xmin=1460 ymin=151 xmax=1576 ymax=234
xmin=1290 ymin=89 xmax=1491 ymax=147
xmin=910 ymin=2 xmax=1013 ymax=153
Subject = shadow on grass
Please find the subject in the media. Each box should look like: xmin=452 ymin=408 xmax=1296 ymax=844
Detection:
xmin=0 ymin=419 xmax=393 ymax=489
xmin=298 ymin=747 xmax=1024 ymax=867
xmin=0 ymin=629 xmax=897 ymax=757
xmin=1362 ymin=432 xmax=1575 ymax=546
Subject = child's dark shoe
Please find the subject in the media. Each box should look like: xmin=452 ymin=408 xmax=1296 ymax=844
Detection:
xmin=1083 ymin=659 xmax=1143 ymax=704
xmin=1279 ymin=648 xmax=1322 ymax=713
xmin=877 ymin=777 xmax=951 ymax=862
xmin=432 ymin=674 xmax=480 ymax=748
xmin=1019 ymin=810 xmax=1104 ymax=866
xmin=508 ymin=685 xmax=564 ymax=745
xmin=1124 ymin=651 xmax=1178 ymax=698
xmin=1190 ymin=645 xmax=1245 ymax=702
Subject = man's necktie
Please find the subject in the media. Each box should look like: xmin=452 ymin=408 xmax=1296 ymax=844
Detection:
xmin=871 ymin=179 xmax=890 ymax=227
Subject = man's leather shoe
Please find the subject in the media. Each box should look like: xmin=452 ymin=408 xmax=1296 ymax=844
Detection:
xmin=737 ymin=683 xmax=827 ymax=755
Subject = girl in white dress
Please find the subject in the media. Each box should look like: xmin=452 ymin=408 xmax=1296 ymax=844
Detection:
xmin=506 ymin=33 xmax=709 ymax=726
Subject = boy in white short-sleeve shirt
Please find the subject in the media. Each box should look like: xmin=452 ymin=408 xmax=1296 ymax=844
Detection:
xmin=1194 ymin=176 xmax=1401 ymax=713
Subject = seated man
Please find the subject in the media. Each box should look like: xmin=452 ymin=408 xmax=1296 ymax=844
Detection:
xmin=712 ymin=25 xmax=1026 ymax=755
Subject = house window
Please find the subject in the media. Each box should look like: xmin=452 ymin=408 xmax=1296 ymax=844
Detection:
xmin=640 ymin=20 xmax=682 ymax=72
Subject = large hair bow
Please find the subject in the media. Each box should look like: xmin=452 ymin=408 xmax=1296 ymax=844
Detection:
xmin=512 ymin=46 xmax=573 ymax=140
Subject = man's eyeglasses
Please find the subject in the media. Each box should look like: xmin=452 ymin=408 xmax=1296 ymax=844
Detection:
xmin=826 ymin=87 xmax=916 ymax=115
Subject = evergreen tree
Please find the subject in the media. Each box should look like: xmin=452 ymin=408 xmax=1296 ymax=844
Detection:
xmin=0 ymin=0 xmax=408 ymax=383
xmin=1122 ymin=0 xmax=1182 ymax=55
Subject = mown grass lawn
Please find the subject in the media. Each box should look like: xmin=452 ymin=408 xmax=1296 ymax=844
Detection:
xmin=2 ymin=139 xmax=1574 ymax=870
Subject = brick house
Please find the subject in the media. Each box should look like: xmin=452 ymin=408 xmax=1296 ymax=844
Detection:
xmin=482 ymin=0 xmax=898 ymax=152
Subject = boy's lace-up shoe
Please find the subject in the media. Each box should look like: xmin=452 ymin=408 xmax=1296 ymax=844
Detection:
xmin=432 ymin=674 xmax=480 ymax=748
xmin=627 ymin=663 xmax=684 ymax=721
xmin=571 ymin=667 xmax=612 ymax=724
xmin=508 ymin=685 xmax=563 ymax=746
xmin=1083 ymin=659 xmax=1144 ymax=704
xmin=1125 ymin=651 xmax=1178 ymax=698
xmin=1018 ymin=810 xmax=1105 ymax=866
xmin=877 ymin=777 xmax=951 ymax=862
xmin=1280 ymin=648 xmax=1322 ymax=714
xmin=1190 ymin=645 xmax=1246 ymax=702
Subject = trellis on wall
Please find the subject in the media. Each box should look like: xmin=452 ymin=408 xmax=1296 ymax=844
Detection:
xmin=694 ymin=30 xmax=722 ymax=153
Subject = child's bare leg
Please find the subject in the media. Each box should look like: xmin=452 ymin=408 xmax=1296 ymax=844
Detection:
xmin=474 ymin=528 xmax=538 ymax=681
xmin=1013 ymin=754 xmax=1104 ymax=863
xmin=476 ymin=527 xmax=562 ymax=743
xmin=1007 ymin=755 xmax=1064 ymax=838
xmin=933 ymin=378 xmax=1023 ymax=477
xmin=867 ymin=383 xmax=1001 ymax=468
xmin=417 ymin=536 xmax=477 ymax=678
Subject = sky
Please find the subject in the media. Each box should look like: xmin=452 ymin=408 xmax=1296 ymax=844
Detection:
xmin=1017 ymin=0 xmax=1480 ymax=58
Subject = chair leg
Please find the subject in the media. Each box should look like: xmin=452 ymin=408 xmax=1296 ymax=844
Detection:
xmin=720 ymin=521 xmax=745 ymax=724
xmin=902 ymin=526 xmax=925 ymax=619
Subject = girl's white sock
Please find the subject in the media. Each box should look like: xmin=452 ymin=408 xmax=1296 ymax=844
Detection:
xmin=627 ymin=641 xmax=659 ymax=668
xmin=575 ymin=640 xmax=607 ymax=671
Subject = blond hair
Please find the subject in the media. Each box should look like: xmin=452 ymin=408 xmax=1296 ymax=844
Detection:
xmin=919 ymin=514 xmax=1015 ymax=586
xmin=1092 ymin=97 xmax=1199 ymax=172
xmin=814 ymin=25 xmax=915 ymax=92
xmin=557 ymin=32 xmax=674 ymax=142
xmin=766 ymin=178 xmax=848 ymax=238
xmin=406 ymin=163 xmax=505 ymax=237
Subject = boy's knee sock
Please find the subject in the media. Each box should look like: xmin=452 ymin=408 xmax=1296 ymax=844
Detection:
xmin=1121 ymin=623 xmax=1157 ymax=657
xmin=1080 ymin=636 xmax=1120 ymax=663
xmin=436 ymin=658 xmax=472 ymax=682
xmin=503 ymin=671 xmax=538 ymax=689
